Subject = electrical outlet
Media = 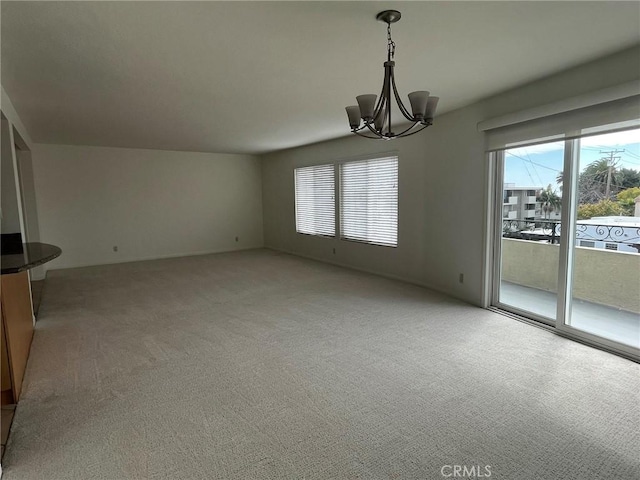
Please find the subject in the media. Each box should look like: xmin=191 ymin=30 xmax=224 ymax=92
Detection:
xmin=459 ymin=273 xmax=464 ymax=284
xmin=113 ymin=246 xmax=118 ymax=252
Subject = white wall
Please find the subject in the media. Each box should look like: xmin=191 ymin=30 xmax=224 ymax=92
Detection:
xmin=261 ymin=107 xmax=485 ymax=304
xmin=1 ymin=86 xmax=33 ymax=149
xmin=15 ymin=149 xmax=41 ymax=244
xmin=261 ymin=45 xmax=640 ymax=307
xmin=2 ymin=87 xmax=46 ymax=278
xmin=1 ymin=118 xmax=22 ymax=234
xmin=32 ymin=144 xmax=263 ymax=270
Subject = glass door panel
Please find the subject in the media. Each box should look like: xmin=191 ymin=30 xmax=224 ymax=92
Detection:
xmin=497 ymin=142 xmax=565 ymax=321
xmin=566 ymin=129 xmax=640 ymax=348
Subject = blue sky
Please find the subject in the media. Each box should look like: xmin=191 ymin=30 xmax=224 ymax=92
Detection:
xmin=504 ymin=129 xmax=640 ymax=192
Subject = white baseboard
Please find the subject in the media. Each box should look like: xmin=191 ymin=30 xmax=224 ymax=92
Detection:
xmin=46 ymin=245 xmax=265 ymax=271
xmin=265 ymin=245 xmax=471 ymax=306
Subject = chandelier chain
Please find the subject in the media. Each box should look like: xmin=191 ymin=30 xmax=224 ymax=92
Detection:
xmin=387 ymin=23 xmax=396 ymax=59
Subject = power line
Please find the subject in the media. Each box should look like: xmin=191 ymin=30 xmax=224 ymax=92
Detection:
xmin=506 ymin=152 xmax=562 ymax=173
xmin=521 ymin=159 xmax=535 ymax=185
xmin=524 ymin=151 xmax=544 ymax=185
xmin=581 ymin=145 xmax=640 ymax=164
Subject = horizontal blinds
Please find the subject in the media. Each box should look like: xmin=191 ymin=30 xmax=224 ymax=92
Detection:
xmin=295 ymin=164 xmax=335 ymax=237
xmin=484 ymin=95 xmax=640 ymax=152
xmin=340 ymin=156 xmax=398 ymax=247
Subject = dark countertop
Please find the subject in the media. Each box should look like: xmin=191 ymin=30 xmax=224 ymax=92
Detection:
xmin=1 ymin=242 xmax=62 ymax=275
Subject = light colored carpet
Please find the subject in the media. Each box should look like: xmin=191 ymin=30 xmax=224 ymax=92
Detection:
xmin=3 ymin=249 xmax=639 ymax=480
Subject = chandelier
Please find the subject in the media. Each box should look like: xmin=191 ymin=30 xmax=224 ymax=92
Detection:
xmin=345 ymin=10 xmax=439 ymax=140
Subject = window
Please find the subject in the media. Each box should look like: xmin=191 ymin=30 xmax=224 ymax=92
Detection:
xmin=294 ymin=164 xmax=335 ymax=237
xmin=605 ymin=243 xmax=618 ymax=251
xmin=580 ymin=240 xmax=595 ymax=248
xmin=340 ymin=156 xmax=398 ymax=247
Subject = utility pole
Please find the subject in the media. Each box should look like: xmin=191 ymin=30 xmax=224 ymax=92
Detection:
xmin=599 ymin=149 xmax=624 ymax=198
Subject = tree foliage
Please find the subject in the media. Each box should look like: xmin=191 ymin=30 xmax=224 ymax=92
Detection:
xmin=577 ymin=199 xmax=624 ymax=220
xmin=616 ymin=187 xmax=640 ymax=215
xmin=577 ymin=159 xmax=619 ymax=203
xmin=567 ymin=160 xmax=640 ymax=204
xmin=619 ymin=168 xmax=640 ymax=190
xmin=617 ymin=186 xmax=640 ymax=203
xmin=555 ymin=159 xmax=640 ymax=219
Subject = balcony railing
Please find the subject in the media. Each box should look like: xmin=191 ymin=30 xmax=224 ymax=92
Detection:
xmin=503 ymin=219 xmax=561 ymax=244
xmin=502 ymin=219 xmax=640 ymax=253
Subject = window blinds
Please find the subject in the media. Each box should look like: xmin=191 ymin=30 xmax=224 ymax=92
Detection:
xmin=295 ymin=164 xmax=335 ymax=237
xmin=340 ymin=156 xmax=398 ymax=247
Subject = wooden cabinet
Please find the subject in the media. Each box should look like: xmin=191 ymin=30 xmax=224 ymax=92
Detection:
xmin=1 ymin=271 xmax=34 ymax=405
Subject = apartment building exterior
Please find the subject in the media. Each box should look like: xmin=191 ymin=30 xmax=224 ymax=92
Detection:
xmin=503 ymin=184 xmax=563 ymax=221
xmin=503 ymin=184 xmax=539 ymax=220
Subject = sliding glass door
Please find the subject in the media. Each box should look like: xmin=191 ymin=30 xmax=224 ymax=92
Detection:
xmin=565 ymin=130 xmax=640 ymax=349
xmin=492 ymin=126 xmax=640 ymax=357
xmin=495 ymin=142 xmax=564 ymax=323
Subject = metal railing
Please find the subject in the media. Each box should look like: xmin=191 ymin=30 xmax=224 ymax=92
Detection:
xmin=501 ymin=218 xmax=640 ymax=252
xmin=502 ymin=219 xmax=561 ymax=244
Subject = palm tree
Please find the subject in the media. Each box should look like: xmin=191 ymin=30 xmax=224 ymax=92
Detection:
xmin=537 ymin=184 xmax=561 ymax=219
xmin=556 ymin=171 xmax=564 ymax=193
xmin=558 ymin=158 xmax=624 ymax=204
xmin=581 ymin=158 xmax=621 ymax=200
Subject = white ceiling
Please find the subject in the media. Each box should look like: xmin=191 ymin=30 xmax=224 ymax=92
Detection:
xmin=2 ymin=1 xmax=639 ymax=155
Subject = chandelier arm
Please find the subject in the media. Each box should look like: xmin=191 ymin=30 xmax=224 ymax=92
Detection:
xmin=395 ymin=122 xmax=430 ymax=138
xmin=372 ymin=67 xmax=389 ymax=121
xmin=351 ymin=121 xmax=388 ymax=136
xmin=353 ymin=130 xmax=384 ymax=139
xmin=384 ymin=26 xmax=396 ymax=136
xmin=386 ymin=65 xmax=392 ymax=136
xmin=365 ymin=122 xmax=383 ymax=137
xmin=372 ymin=81 xmax=386 ymax=120
xmin=390 ymin=69 xmax=415 ymax=122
